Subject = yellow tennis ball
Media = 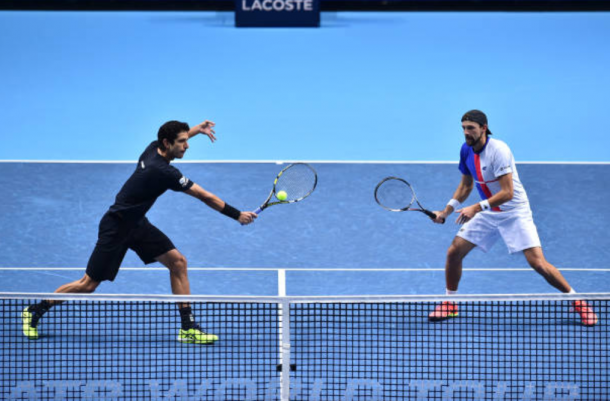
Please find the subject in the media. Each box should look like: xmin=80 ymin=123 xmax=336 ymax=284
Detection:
xmin=277 ymin=190 xmax=287 ymax=201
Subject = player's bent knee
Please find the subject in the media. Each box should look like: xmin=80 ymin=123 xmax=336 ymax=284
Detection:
xmin=529 ymin=259 xmax=548 ymax=275
xmin=158 ymin=249 xmax=188 ymax=276
xmin=447 ymin=245 xmax=465 ymax=263
xmin=169 ymin=255 xmax=188 ymax=275
xmin=525 ymin=253 xmax=547 ymax=274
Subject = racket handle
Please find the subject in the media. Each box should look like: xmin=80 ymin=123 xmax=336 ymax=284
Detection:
xmin=241 ymin=207 xmax=264 ymax=225
xmin=423 ymin=210 xmax=437 ymax=219
xmin=423 ymin=209 xmax=445 ymax=224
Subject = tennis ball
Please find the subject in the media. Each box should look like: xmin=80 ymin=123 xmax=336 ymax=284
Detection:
xmin=277 ymin=190 xmax=288 ymax=201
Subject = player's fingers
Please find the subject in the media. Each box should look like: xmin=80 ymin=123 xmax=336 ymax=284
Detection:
xmin=436 ymin=213 xmax=446 ymax=224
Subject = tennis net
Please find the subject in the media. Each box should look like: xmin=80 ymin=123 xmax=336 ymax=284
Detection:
xmin=1 ymin=293 xmax=608 ymax=400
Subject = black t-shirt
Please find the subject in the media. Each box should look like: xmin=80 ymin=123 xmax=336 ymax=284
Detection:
xmin=108 ymin=141 xmax=194 ymax=222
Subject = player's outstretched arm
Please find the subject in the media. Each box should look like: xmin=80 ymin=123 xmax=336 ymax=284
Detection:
xmin=185 ymin=183 xmax=256 ymax=225
xmin=188 ymin=120 xmax=216 ymax=142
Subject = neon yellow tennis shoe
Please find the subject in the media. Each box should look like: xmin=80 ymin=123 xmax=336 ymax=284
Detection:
xmin=178 ymin=327 xmax=218 ymax=344
xmin=22 ymin=308 xmax=39 ymax=340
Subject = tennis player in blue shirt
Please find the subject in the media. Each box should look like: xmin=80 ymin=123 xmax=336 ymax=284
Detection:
xmin=429 ymin=110 xmax=597 ymax=326
xmin=23 ymin=120 xmax=257 ymax=342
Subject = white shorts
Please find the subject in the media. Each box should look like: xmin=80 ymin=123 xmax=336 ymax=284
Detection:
xmin=456 ymin=205 xmax=542 ymax=254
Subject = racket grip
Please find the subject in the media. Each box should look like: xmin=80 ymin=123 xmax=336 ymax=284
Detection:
xmin=424 ymin=210 xmax=446 ymax=224
xmin=423 ymin=210 xmax=437 ymax=219
xmin=241 ymin=207 xmax=263 ymax=225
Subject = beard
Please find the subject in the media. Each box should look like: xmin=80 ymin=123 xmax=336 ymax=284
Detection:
xmin=465 ymin=135 xmax=481 ymax=147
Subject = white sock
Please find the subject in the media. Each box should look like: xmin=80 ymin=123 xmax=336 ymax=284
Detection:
xmin=446 ymin=289 xmax=458 ymax=295
xmin=568 ymin=288 xmax=576 ymax=294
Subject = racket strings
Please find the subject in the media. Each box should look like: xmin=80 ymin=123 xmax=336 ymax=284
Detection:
xmin=375 ymin=179 xmax=416 ymax=211
xmin=275 ymin=164 xmax=317 ymax=201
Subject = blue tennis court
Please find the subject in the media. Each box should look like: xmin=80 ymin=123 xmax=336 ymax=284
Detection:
xmin=0 ymin=162 xmax=609 ymax=295
xmin=1 ymin=8 xmax=609 ymax=401
xmin=1 ymin=161 xmax=608 ymax=400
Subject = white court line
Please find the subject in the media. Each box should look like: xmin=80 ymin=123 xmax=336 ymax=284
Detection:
xmin=1 ymin=267 xmax=609 ymax=272
xmin=278 ymin=269 xmax=287 ymax=295
xmin=0 ymin=160 xmax=608 ymax=165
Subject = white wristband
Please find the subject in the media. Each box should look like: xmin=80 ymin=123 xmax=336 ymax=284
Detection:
xmin=479 ymin=200 xmax=491 ymax=211
xmin=447 ymin=199 xmax=461 ymax=210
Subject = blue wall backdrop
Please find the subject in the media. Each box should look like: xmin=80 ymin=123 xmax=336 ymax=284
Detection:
xmin=1 ymin=11 xmax=609 ymax=162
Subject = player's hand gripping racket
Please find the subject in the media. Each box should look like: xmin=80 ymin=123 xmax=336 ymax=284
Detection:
xmin=253 ymin=163 xmax=318 ymax=215
xmin=374 ymin=177 xmax=444 ymax=223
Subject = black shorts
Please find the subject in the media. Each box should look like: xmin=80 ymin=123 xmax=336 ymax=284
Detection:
xmin=86 ymin=212 xmax=176 ymax=282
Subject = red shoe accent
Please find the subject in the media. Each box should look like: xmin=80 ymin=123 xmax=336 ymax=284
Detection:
xmin=573 ymin=300 xmax=598 ymax=327
xmin=428 ymin=301 xmax=459 ymax=322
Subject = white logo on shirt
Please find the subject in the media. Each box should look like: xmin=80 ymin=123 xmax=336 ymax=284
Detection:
xmin=140 ymin=161 xmax=145 ymax=169
xmin=179 ymin=176 xmax=189 ymax=187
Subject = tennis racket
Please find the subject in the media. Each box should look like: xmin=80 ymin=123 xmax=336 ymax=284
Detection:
xmin=374 ymin=176 xmax=444 ymax=223
xmin=253 ymin=163 xmax=318 ymax=215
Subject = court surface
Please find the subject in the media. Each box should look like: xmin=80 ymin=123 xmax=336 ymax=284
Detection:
xmin=1 ymin=10 xmax=608 ymax=295
xmin=1 ymin=162 xmax=608 ymax=296
xmin=1 ymin=9 xmax=609 ymax=401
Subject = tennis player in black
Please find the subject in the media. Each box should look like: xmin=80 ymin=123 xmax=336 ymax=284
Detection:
xmin=23 ymin=120 xmax=257 ymax=343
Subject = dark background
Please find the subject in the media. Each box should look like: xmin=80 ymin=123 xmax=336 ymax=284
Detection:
xmin=3 ymin=0 xmax=610 ymax=12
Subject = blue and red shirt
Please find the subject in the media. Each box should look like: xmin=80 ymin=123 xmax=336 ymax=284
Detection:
xmin=458 ymin=138 xmax=530 ymax=211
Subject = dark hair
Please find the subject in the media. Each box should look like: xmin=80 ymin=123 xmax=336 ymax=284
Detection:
xmin=157 ymin=120 xmax=190 ymax=151
xmin=461 ymin=110 xmax=492 ymax=136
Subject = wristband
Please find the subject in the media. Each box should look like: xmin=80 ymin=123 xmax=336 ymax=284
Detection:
xmin=447 ymin=199 xmax=461 ymax=210
xmin=221 ymin=203 xmax=241 ymax=220
xmin=479 ymin=200 xmax=491 ymax=211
